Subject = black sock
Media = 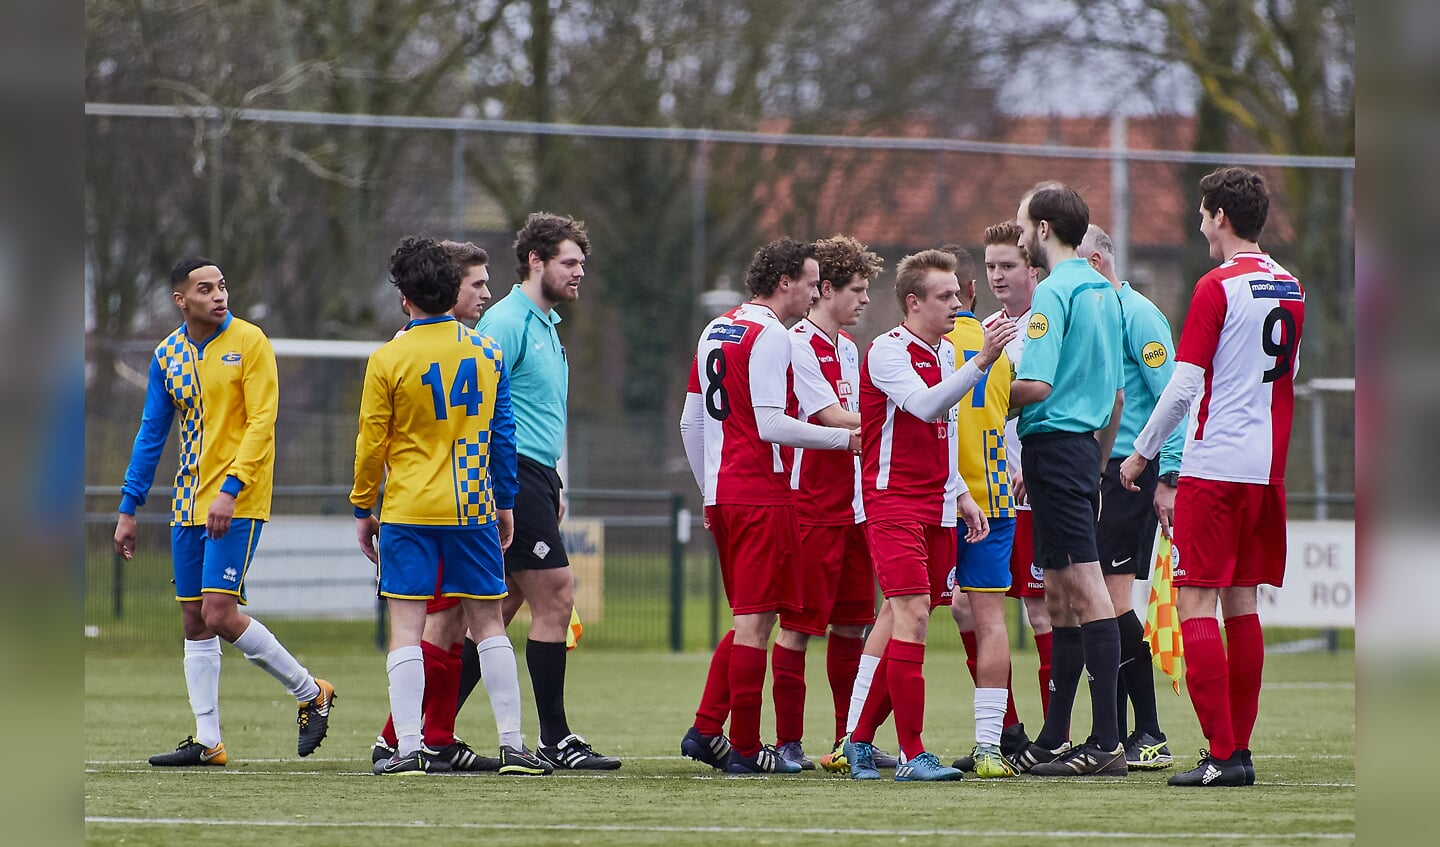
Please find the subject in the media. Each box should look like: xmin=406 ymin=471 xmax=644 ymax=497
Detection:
xmin=455 ymin=636 xmax=483 ymax=713
xmin=1118 ymin=609 xmax=1162 ymax=737
xmin=527 ymin=638 xmax=570 ymax=746
xmin=1035 ymin=626 xmax=1083 ymax=750
xmin=1081 ymin=617 xmax=1122 ymax=751
xmin=1116 ymin=667 xmax=1130 ymax=744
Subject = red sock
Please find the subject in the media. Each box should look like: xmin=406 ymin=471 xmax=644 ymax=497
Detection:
xmin=1225 ymin=614 xmax=1265 ymax=751
xmin=850 ymin=653 xmax=892 ymax=745
xmin=826 ymin=634 xmax=865 ymax=744
xmin=1004 ymin=662 xmax=1020 ymax=727
xmin=1181 ymin=617 xmax=1236 ymax=759
xmin=1034 ymin=630 xmax=1053 ymax=716
xmin=959 ymin=629 xmax=979 ymax=685
xmin=380 ymin=714 xmax=398 ymax=748
xmin=727 ymin=643 xmax=768 ymax=757
xmin=421 ymin=640 xmax=463 ymax=747
xmin=694 ymin=630 xmax=735 ymax=737
xmin=887 ymin=639 xmax=927 ymax=761
xmin=771 ymin=642 xmax=807 ymax=746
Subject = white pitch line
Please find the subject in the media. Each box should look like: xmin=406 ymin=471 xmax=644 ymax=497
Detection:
xmin=85 ymin=755 xmax=687 ymax=765
xmin=84 ymin=816 xmax=1354 ymax=840
xmin=1266 ymin=682 xmax=1355 ymax=689
xmin=83 ymin=769 xmax=1354 ymax=787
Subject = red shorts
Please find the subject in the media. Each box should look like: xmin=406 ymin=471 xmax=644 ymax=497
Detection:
xmin=865 ymin=519 xmax=956 ymax=607
xmin=1174 ymin=478 xmax=1288 ymax=588
xmin=1006 ymin=510 xmax=1045 ymax=598
xmin=706 ymin=503 xmax=803 ymax=615
xmin=780 ymin=523 xmax=877 ymax=636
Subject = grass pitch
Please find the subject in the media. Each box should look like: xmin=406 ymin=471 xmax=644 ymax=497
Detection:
xmin=85 ymin=642 xmax=1354 ymax=846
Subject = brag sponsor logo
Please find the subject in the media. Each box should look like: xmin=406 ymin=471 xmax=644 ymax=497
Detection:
xmin=1027 ymin=313 xmax=1049 ymax=339
xmin=1141 ymin=341 xmax=1167 ymax=368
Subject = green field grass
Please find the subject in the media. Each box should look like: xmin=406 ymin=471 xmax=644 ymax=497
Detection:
xmin=85 ymin=643 xmax=1355 ymax=846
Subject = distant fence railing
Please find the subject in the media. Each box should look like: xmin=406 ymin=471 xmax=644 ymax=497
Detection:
xmin=84 ymin=485 xmax=723 ymax=652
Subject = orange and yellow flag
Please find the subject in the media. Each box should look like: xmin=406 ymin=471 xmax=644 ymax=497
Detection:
xmin=1144 ymin=532 xmax=1184 ymax=694
xmin=565 ymin=607 xmax=583 ymax=651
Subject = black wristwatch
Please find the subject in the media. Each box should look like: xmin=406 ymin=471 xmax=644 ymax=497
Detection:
xmin=1158 ymin=471 xmax=1180 ymax=487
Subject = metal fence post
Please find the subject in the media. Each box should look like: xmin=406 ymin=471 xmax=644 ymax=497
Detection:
xmin=113 ymin=552 xmax=124 ymax=619
xmin=669 ymin=494 xmax=686 ymax=652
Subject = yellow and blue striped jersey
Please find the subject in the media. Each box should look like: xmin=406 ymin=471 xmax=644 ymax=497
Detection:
xmin=119 ymin=314 xmax=277 ymax=525
xmin=944 ymin=313 xmax=1014 ymax=519
xmin=350 ymin=316 xmax=518 ymax=526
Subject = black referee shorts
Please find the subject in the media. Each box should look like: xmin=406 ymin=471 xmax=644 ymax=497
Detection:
xmin=504 ymin=455 xmax=571 ymax=574
xmin=1020 ymin=431 xmax=1102 ymax=571
xmin=1097 ymin=456 xmax=1160 ymax=579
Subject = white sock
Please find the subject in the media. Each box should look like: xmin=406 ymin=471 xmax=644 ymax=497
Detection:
xmin=476 ymin=635 xmax=524 ymax=750
xmin=975 ymin=687 xmax=1008 ymax=746
xmin=387 ymin=646 xmax=425 ymax=756
xmin=845 ymin=654 xmax=882 ymax=735
xmin=183 ymin=637 xmax=223 ymax=747
xmin=231 ymin=618 xmax=319 ymax=702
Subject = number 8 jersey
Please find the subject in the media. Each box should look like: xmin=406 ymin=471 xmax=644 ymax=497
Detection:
xmin=351 ymin=315 xmax=519 ymax=526
xmin=1175 ymin=251 xmax=1305 ymax=485
xmin=688 ymin=302 xmax=796 ymax=506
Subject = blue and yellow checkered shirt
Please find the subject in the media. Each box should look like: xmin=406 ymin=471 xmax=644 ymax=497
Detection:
xmin=945 ymin=313 xmax=1015 ymax=520
xmin=119 ymin=314 xmax=277 ymax=524
xmin=350 ymin=316 xmax=518 ymax=526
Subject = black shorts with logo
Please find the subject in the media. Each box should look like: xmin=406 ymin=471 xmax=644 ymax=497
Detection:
xmin=1021 ymin=431 xmax=1101 ymax=571
xmin=1097 ymin=456 xmax=1160 ymax=579
xmin=504 ymin=455 xmax=570 ymax=574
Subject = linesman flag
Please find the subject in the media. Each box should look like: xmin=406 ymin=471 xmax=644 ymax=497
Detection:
xmin=1144 ymin=531 xmax=1184 ymax=694
xmin=565 ymin=607 xmax=584 ymax=651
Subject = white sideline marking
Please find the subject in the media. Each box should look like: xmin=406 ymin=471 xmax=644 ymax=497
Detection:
xmin=85 ymin=817 xmax=1354 ymax=840
xmin=86 ymin=755 xmax=686 ymax=765
xmin=1266 ymin=682 xmax=1354 ymax=690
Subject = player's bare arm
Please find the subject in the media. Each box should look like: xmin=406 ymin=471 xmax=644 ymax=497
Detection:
xmin=356 ymin=514 xmax=380 ymax=564
xmin=206 ymin=492 xmax=237 ymax=540
xmin=1095 ymin=389 xmax=1125 ymax=474
xmin=957 ymin=491 xmax=989 ymax=543
xmin=975 ymin=318 xmax=1018 ymax=369
xmin=113 ymin=513 xmax=137 ymax=560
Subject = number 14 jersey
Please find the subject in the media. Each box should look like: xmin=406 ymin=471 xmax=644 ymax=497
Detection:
xmin=1176 ymin=251 xmax=1305 ymax=485
xmin=351 ymin=316 xmax=518 ymax=526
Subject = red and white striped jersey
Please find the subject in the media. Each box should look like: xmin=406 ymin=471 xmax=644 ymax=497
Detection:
xmin=690 ymin=303 xmax=796 ymax=506
xmin=788 ymin=319 xmax=864 ymax=526
xmin=1176 ymin=252 xmax=1306 ymax=485
xmin=860 ymin=325 xmax=963 ymax=527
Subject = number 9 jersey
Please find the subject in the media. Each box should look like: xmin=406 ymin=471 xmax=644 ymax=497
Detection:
xmin=350 ymin=315 xmax=519 ymax=526
xmin=1175 ymin=251 xmax=1305 ymax=485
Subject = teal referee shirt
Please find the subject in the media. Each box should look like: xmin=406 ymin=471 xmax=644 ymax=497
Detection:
xmin=1015 ymin=258 xmax=1124 ymax=439
xmin=477 ymin=284 xmax=568 ymax=468
xmin=1115 ymin=281 xmax=1185 ymax=475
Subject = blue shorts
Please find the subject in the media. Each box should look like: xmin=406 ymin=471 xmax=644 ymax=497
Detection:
xmin=950 ymin=516 xmax=1015 ymax=592
xmin=171 ymin=519 xmax=264 ymax=602
xmin=378 ymin=524 xmax=507 ymax=601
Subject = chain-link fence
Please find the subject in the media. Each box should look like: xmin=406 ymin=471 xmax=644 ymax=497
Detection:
xmin=85 ymin=105 xmax=1354 ymax=651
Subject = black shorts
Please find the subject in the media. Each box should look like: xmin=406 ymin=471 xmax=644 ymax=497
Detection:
xmin=1097 ymin=456 xmax=1159 ymax=579
xmin=1020 ymin=431 xmax=1101 ymax=571
xmin=504 ymin=455 xmax=570 ymax=574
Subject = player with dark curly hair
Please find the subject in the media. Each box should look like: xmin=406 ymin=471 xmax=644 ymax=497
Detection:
xmin=680 ymin=237 xmax=861 ymax=774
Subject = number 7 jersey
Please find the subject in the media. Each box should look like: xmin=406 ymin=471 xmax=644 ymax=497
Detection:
xmin=1175 ymin=251 xmax=1305 ymax=485
xmin=688 ymin=302 xmax=796 ymax=506
xmin=351 ymin=316 xmax=519 ymax=526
